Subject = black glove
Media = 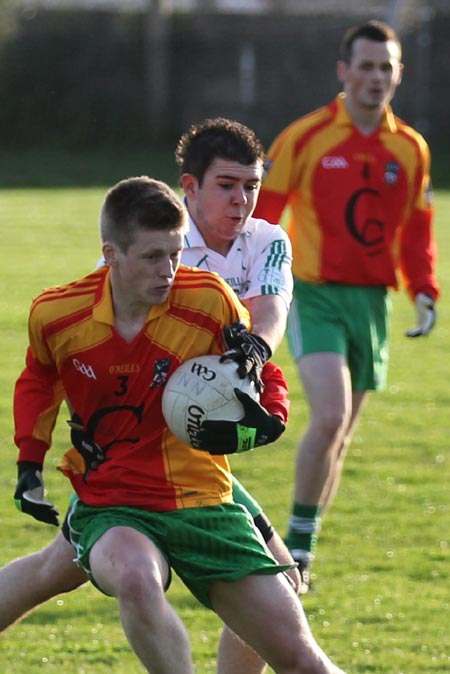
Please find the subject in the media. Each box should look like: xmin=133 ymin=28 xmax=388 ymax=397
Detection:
xmin=67 ymin=413 xmax=107 ymax=480
xmin=195 ymin=388 xmax=285 ymax=454
xmin=220 ymin=322 xmax=272 ymax=393
xmin=14 ymin=461 xmax=60 ymax=526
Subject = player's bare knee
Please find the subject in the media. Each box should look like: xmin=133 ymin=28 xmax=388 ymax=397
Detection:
xmin=311 ymin=408 xmax=350 ymax=443
xmin=115 ymin=563 xmax=166 ymax=607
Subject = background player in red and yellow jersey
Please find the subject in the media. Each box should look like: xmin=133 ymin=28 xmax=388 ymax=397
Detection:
xmin=254 ymin=20 xmax=439 ymax=591
xmin=11 ymin=176 xmax=348 ymax=674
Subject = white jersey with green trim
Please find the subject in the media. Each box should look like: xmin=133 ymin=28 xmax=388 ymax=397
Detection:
xmin=183 ymin=215 xmax=293 ymax=308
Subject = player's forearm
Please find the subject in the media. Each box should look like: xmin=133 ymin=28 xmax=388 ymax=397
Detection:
xmin=399 ymin=209 xmax=439 ymax=301
xmin=14 ymin=378 xmax=54 ymax=462
xmin=244 ymin=294 xmax=288 ymax=353
xmin=15 ymin=438 xmax=49 ymax=464
xmin=13 ymin=353 xmax=62 ymax=462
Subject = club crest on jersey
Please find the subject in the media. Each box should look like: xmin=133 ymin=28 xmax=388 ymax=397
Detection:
xmin=384 ymin=162 xmax=400 ymax=185
xmin=150 ymin=358 xmax=170 ymax=388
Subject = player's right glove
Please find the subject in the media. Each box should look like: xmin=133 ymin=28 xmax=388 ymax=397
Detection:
xmin=67 ymin=413 xmax=107 ymax=480
xmin=220 ymin=322 xmax=271 ymax=393
xmin=14 ymin=461 xmax=60 ymax=526
xmin=195 ymin=388 xmax=285 ymax=454
xmin=405 ymin=292 xmax=437 ymax=338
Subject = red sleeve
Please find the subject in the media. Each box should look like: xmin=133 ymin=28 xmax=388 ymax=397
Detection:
xmin=253 ymin=188 xmax=288 ymax=224
xmin=14 ymin=346 xmax=64 ymax=464
xmin=260 ymin=361 xmax=290 ymax=424
xmin=399 ymin=207 xmax=439 ymax=301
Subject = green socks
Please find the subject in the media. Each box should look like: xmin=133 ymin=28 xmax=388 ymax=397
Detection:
xmin=285 ymin=503 xmax=323 ymax=561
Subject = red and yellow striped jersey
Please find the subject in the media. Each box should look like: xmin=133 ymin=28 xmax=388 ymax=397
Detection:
xmin=254 ymin=94 xmax=438 ymax=300
xmin=14 ymin=264 xmax=287 ymax=512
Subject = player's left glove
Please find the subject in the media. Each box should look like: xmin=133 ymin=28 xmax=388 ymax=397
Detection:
xmin=405 ymin=293 xmax=436 ymax=338
xmin=67 ymin=413 xmax=107 ymax=479
xmin=220 ymin=322 xmax=271 ymax=393
xmin=195 ymin=388 xmax=285 ymax=454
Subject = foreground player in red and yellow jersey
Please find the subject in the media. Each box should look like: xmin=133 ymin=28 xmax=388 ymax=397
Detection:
xmin=4 ymin=119 xmax=300 ymax=674
xmin=12 ymin=176 xmax=348 ymax=674
xmin=254 ymin=20 xmax=439 ymax=590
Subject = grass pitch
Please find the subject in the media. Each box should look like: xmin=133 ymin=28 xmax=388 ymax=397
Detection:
xmin=0 ymin=184 xmax=449 ymax=673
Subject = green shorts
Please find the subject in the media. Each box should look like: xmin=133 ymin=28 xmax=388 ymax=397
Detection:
xmin=231 ymin=474 xmax=262 ymax=518
xmin=287 ymin=279 xmax=391 ymax=391
xmin=67 ymin=498 xmax=294 ymax=609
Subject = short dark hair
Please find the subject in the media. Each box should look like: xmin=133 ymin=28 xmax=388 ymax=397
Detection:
xmin=100 ymin=176 xmax=186 ymax=252
xmin=175 ymin=117 xmax=265 ymax=185
xmin=340 ymin=20 xmax=402 ymax=63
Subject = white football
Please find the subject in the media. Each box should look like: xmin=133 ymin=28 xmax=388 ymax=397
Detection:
xmin=162 ymin=354 xmax=259 ymax=448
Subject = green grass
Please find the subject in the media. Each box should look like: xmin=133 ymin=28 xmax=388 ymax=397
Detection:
xmin=0 ymin=181 xmax=449 ymax=674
